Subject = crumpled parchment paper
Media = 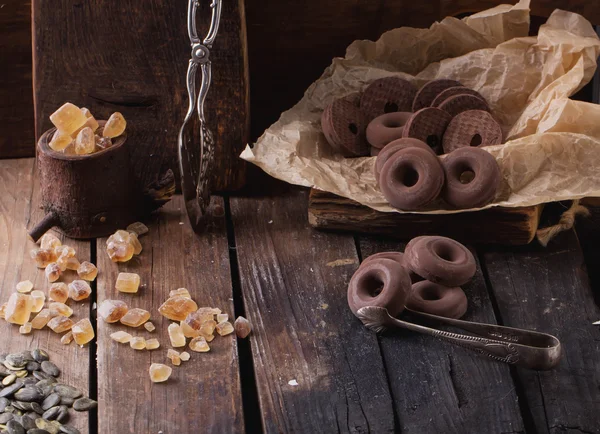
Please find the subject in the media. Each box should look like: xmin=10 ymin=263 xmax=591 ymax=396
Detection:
xmin=241 ymin=0 xmax=600 ymax=214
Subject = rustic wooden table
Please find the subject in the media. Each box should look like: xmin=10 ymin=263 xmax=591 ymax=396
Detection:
xmin=0 ymin=161 xmax=599 ymax=434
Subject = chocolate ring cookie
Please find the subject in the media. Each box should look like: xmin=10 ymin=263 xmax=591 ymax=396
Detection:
xmin=402 ymin=107 xmax=452 ymax=154
xmin=412 ymin=79 xmax=462 ymax=112
xmin=404 ymin=236 xmax=476 ymax=287
xmin=347 ymin=258 xmax=412 ymax=317
xmin=361 ymin=251 xmax=421 ymax=283
xmin=441 ymin=147 xmax=501 ymax=208
xmin=321 ymin=94 xmax=369 ymax=157
xmin=374 ymin=138 xmax=434 ymax=179
xmin=442 ymin=110 xmax=502 ymax=154
xmin=360 ymin=77 xmax=417 ymax=121
xmin=379 ymin=147 xmax=444 ymax=210
xmin=407 ymin=280 xmax=468 ymax=319
xmin=438 ymin=94 xmax=489 ymax=118
xmin=431 ymin=86 xmax=485 ymax=107
xmin=366 ymin=112 xmax=412 ymax=149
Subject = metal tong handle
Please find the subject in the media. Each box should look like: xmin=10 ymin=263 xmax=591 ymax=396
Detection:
xmin=357 ymin=306 xmax=562 ymax=370
xmin=178 ymin=0 xmax=222 ymax=230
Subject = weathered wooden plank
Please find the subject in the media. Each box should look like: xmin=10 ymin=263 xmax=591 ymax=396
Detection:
xmin=0 ymin=158 xmax=90 ymax=433
xmin=481 ymin=232 xmax=600 ymax=434
xmin=359 ymin=237 xmax=524 ymax=434
xmin=95 ymin=195 xmax=243 ymax=433
xmin=230 ymin=186 xmax=396 ymax=433
xmin=309 ymin=189 xmax=543 ymax=246
xmin=32 ymin=0 xmax=248 ymax=192
xmin=0 ymin=1 xmax=35 ymax=158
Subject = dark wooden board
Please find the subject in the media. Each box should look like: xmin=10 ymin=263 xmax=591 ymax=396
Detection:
xmin=0 ymin=159 xmax=91 ymax=433
xmin=0 ymin=0 xmax=35 ymax=158
xmin=309 ymin=189 xmax=543 ymax=245
xmin=481 ymin=231 xmax=600 ymax=434
xmin=230 ymin=187 xmax=396 ymax=433
xmin=32 ymin=0 xmax=248 ymax=192
xmin=359 ymin=237 xmax=524 ymax=434
xmin=95 ymin=195 xmax=244 ymax=433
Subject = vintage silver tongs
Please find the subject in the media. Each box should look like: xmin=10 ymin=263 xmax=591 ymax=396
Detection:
xmin=358 ymin=306 xmax=562 ymax=370
xmin=178 ymin=0 xmax=222 ymax=230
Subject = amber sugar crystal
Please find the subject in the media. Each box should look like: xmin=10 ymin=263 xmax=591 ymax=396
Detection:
xmin=49 ymin=283 xmax=69 ymax=303
xmin=234 ymin=316 xmax=252 ymax=338
xmin=77 ymin=261 xmax=98 ymax=281
xmin=69 ymin=280 xmax=92 ymax=301
xmin=49 ymin=132 xmax=73 ymax=152
xmin=50 ymin=102 xmax=88 ymax=136
xmin=180 ymin=320 xmax=201 ymax=339
xmin=129 ymin=233 xmax=142 ymax=255
xmin=30 ymin=248 xmax=58 ymax=268
xmin=199 ymin=319 xmax=216 ymax=339
xmin=63 ymin=256 xmax=81 ymax=271
xmin=116 ymin=272 xmax=140 ymax=293
xmin=19 ymin=322 xmax=32 ymax=334
xmin=45 ymin=263 xmax=62 ymax=283
xmin=127 ymin=222 xmax=149 ymax=236
xmin=47 ymin=315 xmax=74 ymax=333
xmin=149 ymin=363 xmax=172 ymax=383
xmin=169 ymin=288 xmax=191 ymax=299
xmin=106 ymin=240 xmax=134 ymax=263
xmin=61 ymin=331 xmax=74 ymax=345
xmin=158 ymin=296 xmax=198 ymax=321
xmin=179 ymin=351 xmax=190 ymax=362
xmin=30 ymin=290 xmax=46 ymax=313
xmin=49 ymin=302 xmax=73 ymax=317
xmin=75 ymin=127 xmax=95 ymax=155
xmin=76 ymin=107 xmax=99 ymax=135
xmin=40 ymin=233 xmax=62 ymax=250
xmin=120 ymin=308 xmax=150 ymax=327
xmin=189 ymin=336 xmax=210 ymax=353
xmin=5 ymin=293 xmax=33 ymax=325
xmin=146 ymin=338 xmax=160 ymax=350
xmin=110 ymin=331 xmax=132 ymax=343
xmin=167 ymin=349 xmax=182 ymax=366
xmin=102 ymin=112 xmax=127 ymax=138
xmin=31 ymin=308 xmax=57 ymax=329
xmin=16 ymin=280 xmax=34 ymax=294
xmin=216 ymin=321 xmax=234 ymax=336
xmin=130 ymin=337 xmax=146 ymax=350
xmin=0 ymin=303 xmax=6 ymax=319
xmin=98 ymin=299 xmax=128 ymax=323
xmin=144 ymin=321 xmax=155 ymax=332
xmin=72 ymin=318 xmax=95 ymax=345
xmin=168 ymin=323 xmax=186 ymax=348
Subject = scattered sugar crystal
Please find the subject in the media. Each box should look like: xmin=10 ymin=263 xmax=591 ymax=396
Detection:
xmin=47 ymin=315 xmax=74 ymax=333
xmin=146 ymin=338 xmax=160 ymax=350
xmin=127 ymin=222 xmax=149 ymax=236
xmin=158 ymin=296 xmax=198 ymax=321
xmin=129 ymin=233 xmax=143 ymax=255
xmin=180 ymin=320 xmax=201 ymax=338
xmin=144 ymin=321 xmax=155 ymax=332
xmin=149 ymin=363 xmax=172 ymax=382
xmin=234 ymin=316 xmax=252 ymax=338
xmin=130 ymin=337 xmax=146 ymax=350
xmin=49 ymin=132 xmax=73 ymax=152
xmin=72 ymin=318 xmax=95 ymax=345
xmin=179 ymin=351 xmax=190 ymax=362
xmin=61 ymin=331 xmax=73 ymax=345
xmin=49 ymin=282 xmax=69 ymax=303
xmin=189 ymin=336 xmax=210 ymax=353
xmin=30 ymin=248 xmax=58 ymax=268
xmin=45 ymin=263 xmax=62 ymax=283
xmin=19 ymin=322 xmax=32 ymax=334
xmin=120 ymin=308 xmax=150 ymax=327
xmin=64 ymin=256 xmax=81 ymax=271
xmin=0 ymin=303 xmax=6 ymax=319
xmin=75 ymin=127 xmax=95 ymax=155
xmin=169 ymin=288 xmax=191 ymax=299
xmin=95 ymin=134 xmax=112 ymax=150
xmin=30 ymin=290 xmax=46 ymax=313
xmin=197 ymin=307 xmax=221 ymax=316
xmin=31 ymin=308 xmax=56 ymax=329
xmin=216 ymin=313 xmax=228 ymax=323
xmin=102 ymin=112 xmax=127 ymax=138
xmin=168 ymin=323 xmax=186 ymax=347
xmin=167 ymin=349 xmax=181 ymax=366
xmin=98 ymin=299 xmax=128 ymax=323
xmin=40 ymin=233 xmax=62 ymax=250
xmin=4 ymin=293 xmax=33 ymax=325
xmin=16 ymin=280 xmax=34 ymax=293
xmin=50 ymin=102 xmax=88 ymax=136
xmin=49 ymin=302 xmax=73 ymax=317
xmin=110 ymin=331 xmax=133 ymax=343
xmin=107 ymin=240 xmax=134 ymax=262
xmin=116 ymin=272 xmax=140 ymax=293
xmin=69 ymin=280 xmax=92 ymax=301
xmin=77 ymin=261 xmax=98 ymax=281
xmin=199 ymin=319 xmax=216 ymax=339
xmin=216 ymin=321 xmax=234 ymax=336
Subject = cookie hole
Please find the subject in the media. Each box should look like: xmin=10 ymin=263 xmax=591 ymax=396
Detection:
xmin=426 ymin=135 xmax=439 ymax=149
xmin=384 ymin=102 xmax=399 ymax=113
xmin=421 ymin=288 xmax=441 ymax=301
xmin=470 ymin=134 xmax=482 ymax=147
xmin=397 ymin=167 xmax=419 ymax=187
xmin=459 ymin=170 xmax=475 ymax=184
xmin=348 ymin=123 xmax=358 ymax=135
xmin=362 ymin=274 xmax=385 ymax=297
xmin=433 ymin=242 xmax=458 ymax=262
xmin=383 ymin=119 xmax=402 ymax=128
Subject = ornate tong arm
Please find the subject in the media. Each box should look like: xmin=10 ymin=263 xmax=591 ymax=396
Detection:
xmin=357 ymin=306 xmax=562 ymax=370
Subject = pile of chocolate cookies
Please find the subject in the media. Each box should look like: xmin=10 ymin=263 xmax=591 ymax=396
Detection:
xmin=321 ymin=77 xmax=503 ymax=210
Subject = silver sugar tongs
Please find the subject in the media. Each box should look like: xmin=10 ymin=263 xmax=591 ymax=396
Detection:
xmin=178 ymin=0 xmax=222 ymax=230
xmin=358 ymin=306 xmax=562 ymax=370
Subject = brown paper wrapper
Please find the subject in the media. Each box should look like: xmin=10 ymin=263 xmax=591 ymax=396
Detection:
xmin=241 ymin=0 xmax=600 ymax=214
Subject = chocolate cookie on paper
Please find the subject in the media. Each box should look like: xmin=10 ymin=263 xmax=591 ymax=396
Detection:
xmin=431 ymin=86 xmax=486 ymax=107
xmin=402 ymin=107 xmax=452 ymax=154
xmin=442 ymin=110 xmax=503 ymax=153
xmin=438 ymin=94 xmax=490 ymax=117
xmin=321 ymin=93 xmax=369 ymax=157
xmin=412 ymin=79 xmax=462 ymax=112
xmin=360 ymin=77 xmax=417 ymax=121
